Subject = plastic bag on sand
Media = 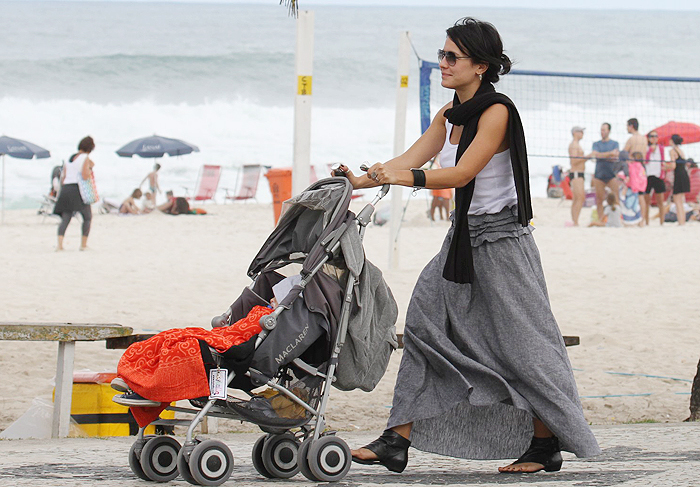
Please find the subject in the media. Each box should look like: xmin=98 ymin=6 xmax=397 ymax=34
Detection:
xmin=0 ymin=397 xmax=84 ymax=439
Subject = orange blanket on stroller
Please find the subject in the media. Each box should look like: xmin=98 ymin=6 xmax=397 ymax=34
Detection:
xmin=118 ymin=305 xmax=271 ymax=426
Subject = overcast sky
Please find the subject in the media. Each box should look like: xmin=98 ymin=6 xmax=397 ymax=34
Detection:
xmin=56 ymin=0 xmax=700 ymax=11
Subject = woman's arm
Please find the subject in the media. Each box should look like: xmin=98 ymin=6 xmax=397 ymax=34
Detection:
xmin=365 ymin=104 xmax=509 ymax=189
xmin=339 ymin=104 xmax=451 ymax=189
xmin=81 ymin=156 xmax=94 ymax=180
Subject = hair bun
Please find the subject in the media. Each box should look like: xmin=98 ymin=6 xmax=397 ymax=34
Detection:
xmin=499 ymin=53 xmax=512 ymax=75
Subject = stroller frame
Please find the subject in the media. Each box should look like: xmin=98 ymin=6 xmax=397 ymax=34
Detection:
xmin=126 ymin=178 xmax=391 ymax=485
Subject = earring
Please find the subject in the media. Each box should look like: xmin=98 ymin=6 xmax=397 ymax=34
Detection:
xmin=479 ymin=73 xmax=483 ymax=81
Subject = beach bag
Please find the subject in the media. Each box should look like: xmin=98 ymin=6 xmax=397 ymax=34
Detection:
xmin=78 ymin=172 xmax=100 ymax=204
xmin=334 ymin=260 xmax=399 ymax=392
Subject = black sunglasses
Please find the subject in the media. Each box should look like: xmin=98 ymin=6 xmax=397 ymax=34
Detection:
xmin=437 ymin=49 xmax=471 ymax=66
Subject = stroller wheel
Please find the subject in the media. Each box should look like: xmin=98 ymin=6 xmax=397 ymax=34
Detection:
xmin=128 ymin=435 xmax=155 ymax=481
xmin=251 ymin=435 xmax=274 ymax=478
xmin=308 ymin=435 xmax=352 ymax=482
xmin=140 ymin=435 xmax=181 ymax=482
xmin=297 ymin=437 xmax=319 ymax=481
xmin=189 ymin=439 xmax=234 ymax=486
xmin=177 ymin=445 xmax=199 ymax=485
xmin=261 ymin=433 xmax=301 ymax=478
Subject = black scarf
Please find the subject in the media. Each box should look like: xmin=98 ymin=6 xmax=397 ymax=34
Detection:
xmin=442 ymin=82 xmax=532 ymax=284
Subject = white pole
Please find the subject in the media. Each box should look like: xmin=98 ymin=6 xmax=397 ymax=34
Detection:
xmin=1 ymin=155 xmax=5 ymax=225
xmin=292 ymin=10 xmax=314 ymax=196
xmin=389 ymin=31 xmax=411 ymax=270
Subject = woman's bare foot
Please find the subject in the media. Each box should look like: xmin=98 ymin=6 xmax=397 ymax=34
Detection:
xmin=350 ymin=448 xmax=378 ymax=461
xmin=498 ymin=461 xmax=546 ymax=473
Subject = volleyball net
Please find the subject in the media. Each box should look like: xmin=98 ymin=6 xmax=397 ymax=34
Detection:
xmin=419 ymin=59 xmax=700 ymax=178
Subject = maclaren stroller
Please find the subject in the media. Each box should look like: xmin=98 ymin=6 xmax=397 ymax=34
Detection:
xmin=120 ymin=177 xmax=398 ymax=485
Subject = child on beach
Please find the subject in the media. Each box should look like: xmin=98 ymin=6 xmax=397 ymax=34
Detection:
xmin=141 ymin=191 xmax=155 ymax=213
xmin=589 ymin=193 xmax=621 ymax=227
xmin=140 ymin=163 xmax=161 ymax=201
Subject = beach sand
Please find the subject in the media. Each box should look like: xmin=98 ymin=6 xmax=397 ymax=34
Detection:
xmin=0 ymin=196 xmax=697 ymax=434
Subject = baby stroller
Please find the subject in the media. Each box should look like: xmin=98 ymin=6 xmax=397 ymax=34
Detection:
xmin=123 ymin=177 xmax=398 ymax=485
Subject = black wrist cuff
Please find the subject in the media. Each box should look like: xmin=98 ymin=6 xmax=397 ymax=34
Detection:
xmin=411 ymin=168 xmax=426 ymax=188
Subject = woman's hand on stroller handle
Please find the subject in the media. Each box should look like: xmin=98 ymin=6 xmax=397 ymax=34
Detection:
xmin=331 ymin=163 xmax=391 ymax=195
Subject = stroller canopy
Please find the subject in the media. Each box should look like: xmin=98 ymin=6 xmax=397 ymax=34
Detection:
xmin=247 ymin=178 xmax=353 ymax=278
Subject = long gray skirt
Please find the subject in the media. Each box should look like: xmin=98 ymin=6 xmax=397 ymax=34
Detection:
xmin=387 ymin=206 xmax=601 ymax=459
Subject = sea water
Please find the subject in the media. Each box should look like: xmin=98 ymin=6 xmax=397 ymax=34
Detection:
xmin=2 ymin=1 xmax=700 ymax=208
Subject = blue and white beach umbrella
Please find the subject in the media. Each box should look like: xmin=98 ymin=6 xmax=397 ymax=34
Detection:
xmin=116 ymin=135 xmax=199 ymax=158
xmin=0 ymin=135 xmax=51 ymax=224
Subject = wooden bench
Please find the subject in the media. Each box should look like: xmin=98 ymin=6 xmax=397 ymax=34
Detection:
xmin=107 ymin=333 xmax=580 ymax=350
xmin=0 ymin=322 xmax=133 ymax=438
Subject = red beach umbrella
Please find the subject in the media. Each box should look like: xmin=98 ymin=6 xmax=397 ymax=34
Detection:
xmin=649 ymin=121 xmax=700 ymax=146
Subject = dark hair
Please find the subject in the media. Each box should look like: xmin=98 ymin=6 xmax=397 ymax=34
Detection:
xmin=631 ymin=151 xmax=644 ymax=162
xmin=174 ymin=197 xmax=190 ymax=215
xmin=606 ymin=192 xmax=617 ymax=209
xmin=78 ymin=136 xmax=95 ymax=153
xmin=155 ymin=163 xmax=161 ymax=170
xmin=627 ymin=118 xmax=639 ymax=130
xmin=602 ymin=122 xmax=611 ymax=131
xmin=671 ymin=134 xmax=683 ymax=145
xmin=131 ymin=188 xmax=143 ymax=198
xmin=446 ymin=17 xmax=511 ymax=84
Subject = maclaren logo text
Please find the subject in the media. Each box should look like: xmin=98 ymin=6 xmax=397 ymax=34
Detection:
xmin=275 ymin=324 xmax=309 ymax=365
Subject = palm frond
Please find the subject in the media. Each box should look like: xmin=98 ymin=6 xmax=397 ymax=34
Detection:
xmin=280 ymin=0 xmax=298 ymax=17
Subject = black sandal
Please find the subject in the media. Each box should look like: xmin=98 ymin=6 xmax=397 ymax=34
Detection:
xmin=501 ymin=436 xmax=563 ymax=473
xmin=352 ymin=429 xmax=411 ymax=473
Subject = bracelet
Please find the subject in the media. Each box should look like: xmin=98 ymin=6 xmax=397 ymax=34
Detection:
xmin=410 ymin=168 xmax=426 ymax=188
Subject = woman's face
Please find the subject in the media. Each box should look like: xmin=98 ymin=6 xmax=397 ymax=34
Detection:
xmin=439 ymin=37 xmax=483 ymax=90
xmin=648 ymin=133 xmax=658 ymax=145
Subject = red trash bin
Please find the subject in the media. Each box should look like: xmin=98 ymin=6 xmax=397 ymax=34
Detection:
xmin=265 ymin=168 xmax=292 ymax=224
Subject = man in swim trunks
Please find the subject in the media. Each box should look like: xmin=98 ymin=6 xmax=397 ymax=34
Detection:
xmin=591 ymin=122 xmax=620 ymax=223
xmin=568 ymin=126 xmax=590 ymax=226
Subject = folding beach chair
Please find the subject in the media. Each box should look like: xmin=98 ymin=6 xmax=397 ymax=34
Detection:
xmin=37 ymin=194 xmax=57 ymax=223
xmin=183 ymin=164 xmax=222 ymax=204
xmin=224 ymin=164 xmax=262 ymax=203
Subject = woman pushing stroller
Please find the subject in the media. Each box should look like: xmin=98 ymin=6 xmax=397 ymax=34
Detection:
xmin=340 ymin=17 xmax=600 ymax=474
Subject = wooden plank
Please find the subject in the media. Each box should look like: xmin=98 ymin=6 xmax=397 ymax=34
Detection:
xmin=105 ymin=332 xmax=580 ymax=350
xmin=0 ymin=322 xmax=132 ymax=342
xmin=105 ymin=334 xmax=155 ymax=349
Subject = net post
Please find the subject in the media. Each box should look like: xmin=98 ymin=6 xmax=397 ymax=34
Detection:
xmin=292 ymin=10 xmax=314 ymax=196
xmin=389 ymin=31 xmax=410 ymax=270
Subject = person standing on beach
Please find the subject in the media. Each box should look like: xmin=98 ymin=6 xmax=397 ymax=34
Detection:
xmin=339 ymin=17 xmax=600 ymax=475
xmin=52 ymin=136 xmax=95 ymax=251
xmin=140 ymin=163 xmax=161 ymax=202
xmin=591 ymin=123 xmax=620 ymax=222
xmin=623 ymin=118 xmax=647 ymax=156
xmin=668 ymin=134 xmax=691 ymax=226
xmin=643 ymin=131 xmax=667 ymax=225
xmin=568 ymin=126 xmax=589 ymax=226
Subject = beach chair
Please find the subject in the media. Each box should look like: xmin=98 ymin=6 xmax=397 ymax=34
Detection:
xmin=37 ymin=194 xmax=57 ymax=223
xmin=688 ymin=167 xmax=700 ymax=204
xmin=183 ymin=164 xmax=222 ymax=204
xmin=224 ymin=164 xmax=262 ymax=203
